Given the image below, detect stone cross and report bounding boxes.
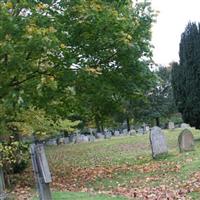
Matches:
[178,129,194,152]
[149,126,168,158]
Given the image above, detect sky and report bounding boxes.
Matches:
[151,0,200,66]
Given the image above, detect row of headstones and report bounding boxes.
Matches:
[168,122,190,130]
[150,126,194,158]
[46,127,150,146]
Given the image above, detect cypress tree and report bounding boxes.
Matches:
[172,22,200,128]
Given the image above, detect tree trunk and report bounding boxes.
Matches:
[126,117,130,131]
[155,117,160,127]
[95,115,101,132]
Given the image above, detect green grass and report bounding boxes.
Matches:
[30,128,200,199]
[33,192,127,200]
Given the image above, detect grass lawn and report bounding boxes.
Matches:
[17,128,200,199]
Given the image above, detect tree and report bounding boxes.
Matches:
[171,22,200,128]
[146,66,176,126]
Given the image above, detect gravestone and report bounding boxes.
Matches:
[168,122,175,130]
[114,131,120,137]
[149,126,168,158]
[58,137,65,145]
[122,129,128,135]
[64,137,70,144]
[129,129,136,135]
[181,123,190,129]
[104,131,112,139]
[69,134,76,143]
[46,139,57,146]
[30,144,52,200]
[96,132,105,139]
[137,128,144,135]
[178,129,194,152]
[88,135,95,142]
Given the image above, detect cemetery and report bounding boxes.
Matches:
[1,0,200,200]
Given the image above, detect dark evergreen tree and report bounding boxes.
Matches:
[172,22,200,128]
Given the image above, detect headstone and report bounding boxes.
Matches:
[122,129,128,135]
[181,123,190,129]
[69,134,76,143]
[168,122,175,130]
[114,131,120,137]
[178,129,194,152]
[137,128,144,135]
[149,126,168,158]
[58,137,65,145]
[145,126,150,132]
[104,131,112,139]
[46,139,57,146]
[88,135,95,142]
[30,144,52,200]
[64,137,70,144]
[95,133,105,139]
[129,129,136,135]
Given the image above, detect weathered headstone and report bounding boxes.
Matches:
[168,122,175,130]
[88,135,96,142]
[149,126,168,158]
[178,129,194,152]
[114,131,120,137]
[137,128,144,135]
[181,123,190,129]
[95,132,105,139]
[122,129,128,135]
[30,144,52,200]
[46,139,57,146]
[64,137,70,144]
[104,131,112,139]
[129,129,136,135]
[75,135,88,143]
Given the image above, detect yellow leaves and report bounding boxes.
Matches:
[84,66,102,75]
[6,1,13,9]
[119,31,133,45]
[60,43,66,49]
[26,24,56,36]
[36,3,48,10]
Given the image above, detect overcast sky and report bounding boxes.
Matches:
[151,0,200,66]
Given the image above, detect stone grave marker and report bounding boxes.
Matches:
[181,123,190,129]
[129,129,136,135]
[30,144,52,200]
[105,131,112,139]
[149,126,168,158]
[168,122,175,130]
[114,131,120,137]
[178,129,194,152]
[96,132,105,139]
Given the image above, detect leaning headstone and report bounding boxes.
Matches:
[150,126,168,158]
[181,123,190,129]
[30,144,52,200]
[178,129,194,152]
[168,122,175,130]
